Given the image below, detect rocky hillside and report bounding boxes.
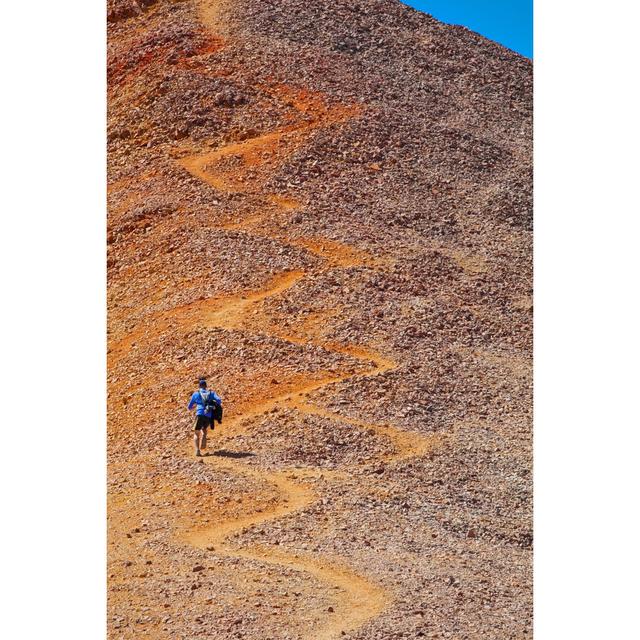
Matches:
[107,1,532,638]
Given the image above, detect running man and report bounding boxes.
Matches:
[188,378,222,456]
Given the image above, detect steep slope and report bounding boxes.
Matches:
[107,1,532,638]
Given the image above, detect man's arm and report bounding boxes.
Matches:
[211,391,222,406]
[187,392,196,411]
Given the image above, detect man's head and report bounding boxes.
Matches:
[198,378,207,389]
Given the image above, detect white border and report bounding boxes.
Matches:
[535,0,639,637]
[2,1,105,638]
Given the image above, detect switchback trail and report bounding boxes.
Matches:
[181,283,435,638]
[172,3,438,638]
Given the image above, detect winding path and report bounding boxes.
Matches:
[179,271,434,638]
[170,2,437,637]
[174,91,434,640]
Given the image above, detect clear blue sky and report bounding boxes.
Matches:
[401,1,533,58]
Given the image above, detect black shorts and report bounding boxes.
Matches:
[194,415,212,431]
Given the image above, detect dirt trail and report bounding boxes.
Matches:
[178,133,434,636]
[166,3,438,637]
[181,316,431,637]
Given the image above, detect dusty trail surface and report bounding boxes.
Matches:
[177,89,437,636]
[107,0,532,638]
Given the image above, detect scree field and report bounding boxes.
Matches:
[107,1,532,638]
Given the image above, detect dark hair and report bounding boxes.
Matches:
[198,378,207,388]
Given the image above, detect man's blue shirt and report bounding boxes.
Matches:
[188,389,222,418]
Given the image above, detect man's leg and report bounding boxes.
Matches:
[201,426,208,450]
[194,416,204,455]
[194,428,201,455]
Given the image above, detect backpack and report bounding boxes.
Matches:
[199,389,214,411]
